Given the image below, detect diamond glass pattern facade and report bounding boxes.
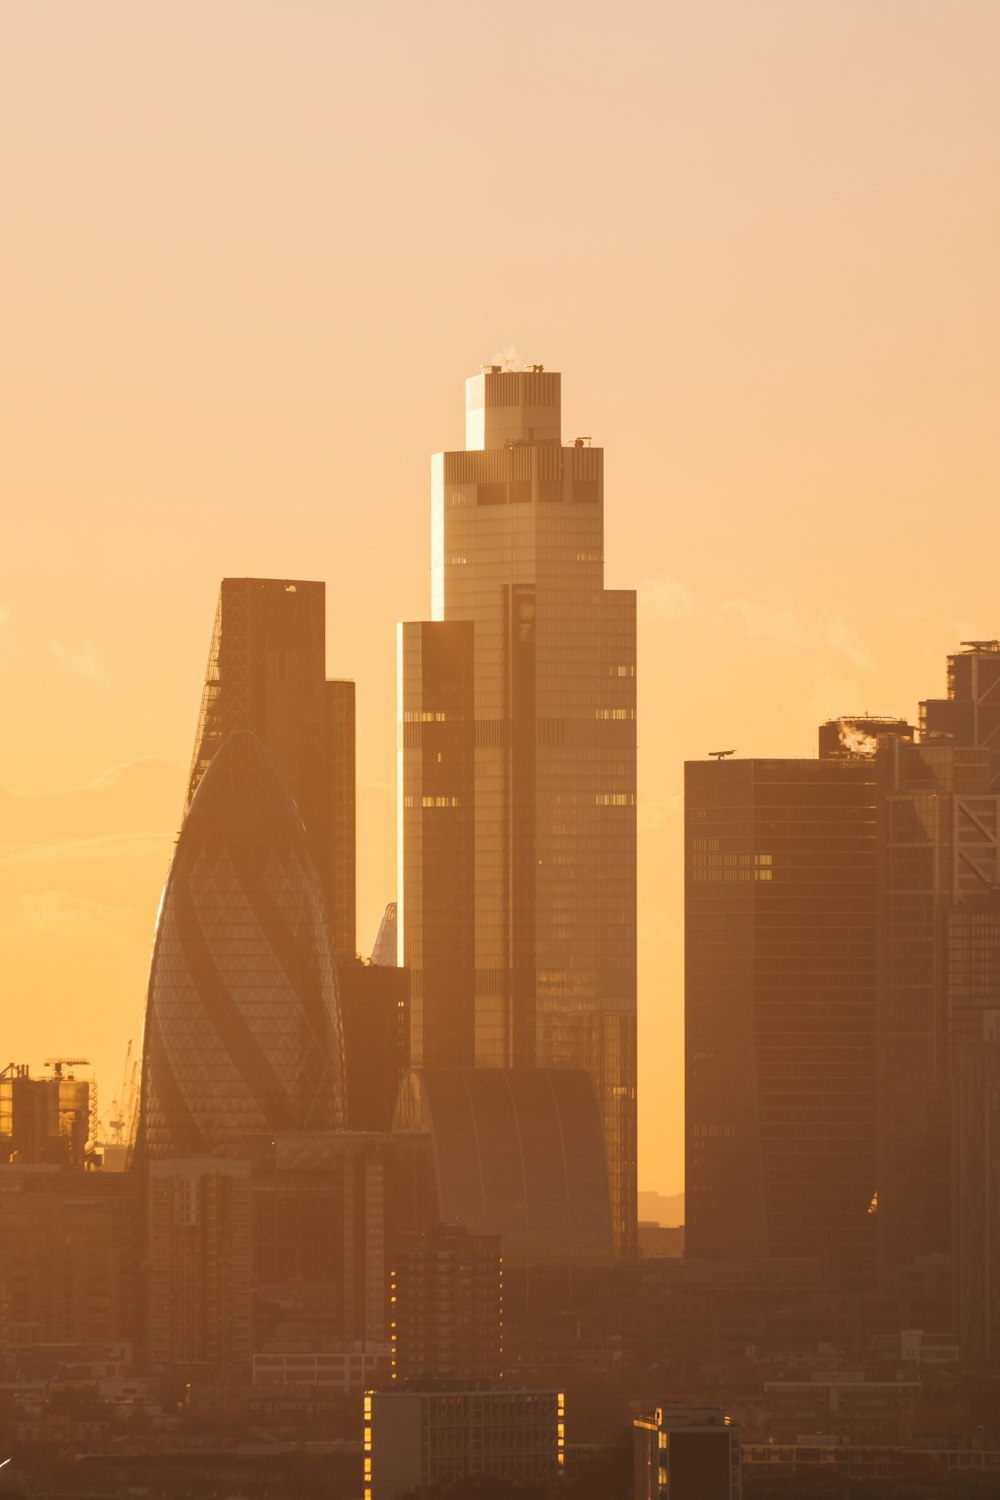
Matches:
[138,731,346,1159]
[398,368,637,1258]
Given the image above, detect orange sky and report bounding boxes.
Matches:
[2,1,999,1193]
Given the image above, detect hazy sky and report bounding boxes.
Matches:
[3,1,999,1192]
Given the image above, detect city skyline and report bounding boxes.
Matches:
[4,2,1000,1198]
[2,5,1000,1493]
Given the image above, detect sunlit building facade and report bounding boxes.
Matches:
[398,367,637,1256]
[138,731,346,1159]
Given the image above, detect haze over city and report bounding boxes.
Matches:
[4,0,999,1202]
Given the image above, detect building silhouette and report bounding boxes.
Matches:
[398,366,637,1257]
[0,1062,93,1168]
[187,577,357,962]
[366,1383,563,1500]
[685,751,883,1288]
[954,1015,1000,1364]
[877,642,1000,1315]
[147,1157,251,1372]
[137,731,346,1159]
[339,958,410,1133]
[633,1403,741,1500]
[391,1224,502,1383]
[0,1168,141,1356]
[370,902,399,967]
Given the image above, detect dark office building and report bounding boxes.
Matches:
[633,1404,741,1500]
[685,754,879,1289]
[391,1224,502,1383]
[953,1019,1000,1364]
[876,643,1000,1310]
[392,1067,613,1270]
[0,1167,142,1357]
[187,577,357,961]
[247,1131,397,1349]
[147,1156,252,1373]
[398,368,637,1258]
[137,731,346,1160]
[339,959,410,1133]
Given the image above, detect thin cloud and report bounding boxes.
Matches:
[8,889,134,945]
[50,638,110,688]
[0,833,173,868]
[638,790,681,833]
[638,575,875,674]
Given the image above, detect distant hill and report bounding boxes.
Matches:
[638,1189,684,1227]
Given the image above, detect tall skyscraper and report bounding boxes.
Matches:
[398,366,637,1256]
[137,731,346,1159]
[685,751,883,1288]
[877,642,1000,1310]
[187,577,357,962]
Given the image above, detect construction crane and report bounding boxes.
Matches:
[709,749,736,760]
[104,1040,139,1147]
[43,1057,90,1078]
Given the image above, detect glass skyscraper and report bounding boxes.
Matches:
[187,577,357,964]
[685,753,881,1289]
[138,730,346,1159]
[876,643,1000,1314]
[398,366,637,1257]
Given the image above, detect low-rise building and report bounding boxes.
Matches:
[365,1380,563,1500]
[633,1403,741,1500]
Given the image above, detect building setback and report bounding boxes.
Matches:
[685,752,881,1289]
[398,367,637,1257]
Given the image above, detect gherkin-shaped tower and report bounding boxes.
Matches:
[138,731,345,1159]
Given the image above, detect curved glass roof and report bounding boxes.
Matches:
[393,1067,612,1268]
